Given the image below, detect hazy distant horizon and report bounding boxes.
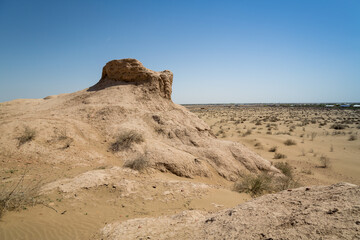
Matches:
[1,0,359,103]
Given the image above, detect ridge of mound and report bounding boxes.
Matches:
[0,58,279,181]
[101,183,360,240]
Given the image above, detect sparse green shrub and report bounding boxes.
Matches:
[234,172,298,197]
[17,126,36,146]
[110,130,144,152]
[274,152,286,159]
[284,139,296,146]
[274,162,293,179]
[233,173,272,197]
[123,155,149,171]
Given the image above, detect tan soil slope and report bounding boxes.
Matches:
[0,58,279,181]
[101,183,360,240]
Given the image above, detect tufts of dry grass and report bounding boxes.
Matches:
[242,129,252,137]
[274,162,293,179]
[348,135,357,141]
[233,173,272,197]
[330,123,348,130]
[110,130,144,152]
[268,146,277,152]
[283,139,296,146]
[0,170,41,218]
[17,126,36,147]
[274,152,287,159]
[319,155,331,168]
[234,171,298,197]
[123,155,149,172]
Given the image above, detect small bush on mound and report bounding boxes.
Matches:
[17,126,36,146]
[110,130,144,152]
[0,172,41,218]
[274,152,286,159]
[284,139,296,146]
[233,173,272,197]
[123,155,149,172]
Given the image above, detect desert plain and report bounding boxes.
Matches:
[0,59,359,240]
[187,104,360,186]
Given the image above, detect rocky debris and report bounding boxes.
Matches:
[100,183,360,240]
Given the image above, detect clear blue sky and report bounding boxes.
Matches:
[0,0,359,104]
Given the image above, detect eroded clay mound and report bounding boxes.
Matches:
[101,183,360,240]
[0,58,279,181]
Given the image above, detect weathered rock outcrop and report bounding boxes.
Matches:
[94,58,173,100]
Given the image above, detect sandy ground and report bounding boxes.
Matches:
[0,169,250,240]
[187,104,360,186]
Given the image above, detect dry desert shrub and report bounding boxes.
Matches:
[310,132,317,141]
[273,176,299,191]
[234,171,298,197]
[319,154,331,168]
[0,171,41,218]
[110,130,144,152]
[233,173,272,197]
[274,162,293,179]
[284,139,296,146]
[123,155,149,172]
[154,126,166,135]
[17,126,36,146]
[330,123,348,130]
[55,129,73,149]
[268,146,277,152]
[242,129,252,137]
[348,135,357,141]
[274,152,286,159]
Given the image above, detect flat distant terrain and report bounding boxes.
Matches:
[186,104,360,186]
